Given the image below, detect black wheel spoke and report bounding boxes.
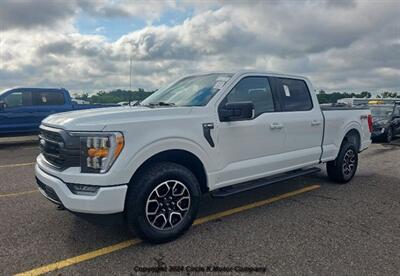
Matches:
[343,149,356,176]
[146,180,191,231]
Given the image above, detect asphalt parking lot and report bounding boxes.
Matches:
[1,139,399,275]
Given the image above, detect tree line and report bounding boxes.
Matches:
[74,88,400,104]
[316,90,400,104]
[73,89,155,104]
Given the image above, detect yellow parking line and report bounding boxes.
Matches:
[193,184,320,225]
[15,184,320,276]
[0,190,39,198]
[15,240,141,276]
[0,162,35,169]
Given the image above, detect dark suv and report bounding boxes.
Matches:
[370,103,400,143]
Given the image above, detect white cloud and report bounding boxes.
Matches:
[95,26,106,33]
[1,0,399,94]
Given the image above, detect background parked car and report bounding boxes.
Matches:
[0,88,118,136]
[370,102,400,143]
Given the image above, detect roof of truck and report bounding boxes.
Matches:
[192,70,309,80]
[0,87,68,96]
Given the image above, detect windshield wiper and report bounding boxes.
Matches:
[147,101,175,107]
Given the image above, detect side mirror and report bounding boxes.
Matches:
[219,101,254,122]
[0,101,5,110]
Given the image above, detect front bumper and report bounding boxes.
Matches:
[35,164,128,214]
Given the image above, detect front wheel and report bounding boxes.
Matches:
[126,162,201,243]
[327,142,358,183]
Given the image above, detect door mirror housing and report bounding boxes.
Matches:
[0,101,5,110]
[219,101,254,122]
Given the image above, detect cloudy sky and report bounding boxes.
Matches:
[0,0,399,94]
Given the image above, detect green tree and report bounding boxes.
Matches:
[316,91,372,104]
[379,91,398,98]
[74,89,155,104]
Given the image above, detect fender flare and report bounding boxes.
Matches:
[126,137,213,180]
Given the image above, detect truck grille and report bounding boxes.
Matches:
[39,126,80,170]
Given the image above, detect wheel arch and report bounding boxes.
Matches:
[341,128,361,152]
[128,149,209,195]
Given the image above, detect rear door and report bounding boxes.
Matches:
[31,90,70,128]
[271,77,323,167]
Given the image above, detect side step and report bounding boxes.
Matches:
[211,167,321,198]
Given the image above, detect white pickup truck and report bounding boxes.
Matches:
[35,71,372,243]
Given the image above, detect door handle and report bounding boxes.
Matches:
[270,122,284,129]
[311,120,321,126]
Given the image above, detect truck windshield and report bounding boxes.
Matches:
[370,106,393,118]
[141,73,233,107]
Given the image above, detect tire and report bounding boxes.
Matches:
[384,127,393,143]
[126,162,201,243]
[327,142,358,184]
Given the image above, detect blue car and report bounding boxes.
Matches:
[0,88,116,136]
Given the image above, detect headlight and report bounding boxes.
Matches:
[71,132,124,173]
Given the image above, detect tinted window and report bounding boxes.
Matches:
[224,77,274,116]
[4,91,32,108]
[277,78,313,111]
[33,91,65,105]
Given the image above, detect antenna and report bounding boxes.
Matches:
[129,56,132,90]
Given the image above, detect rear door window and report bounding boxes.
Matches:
[276,78,313,111]
[33,91,65,106]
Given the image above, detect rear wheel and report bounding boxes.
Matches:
[126,162,201,243]
[327,142,358,183]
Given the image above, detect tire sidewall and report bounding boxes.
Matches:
[127,163,201,243]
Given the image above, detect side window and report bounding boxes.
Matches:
[224,77,274,117]
[277,78,313,111]
[33,91,65,106]
[4,92,32,108]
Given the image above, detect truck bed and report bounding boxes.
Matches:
[320,104,369,111]
[321,106,371,162]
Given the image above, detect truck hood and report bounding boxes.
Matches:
[42,106,193,131]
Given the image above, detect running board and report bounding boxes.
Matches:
[211,167,321,198]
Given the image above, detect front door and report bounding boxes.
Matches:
[214,76,287,188]
[0,90,36,134]
[392,105,400,134]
